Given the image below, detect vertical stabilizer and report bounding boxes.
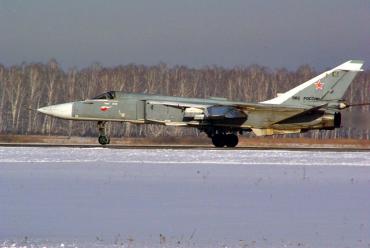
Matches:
[261,60,364,106]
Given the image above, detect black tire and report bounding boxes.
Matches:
[212,134,226,147]
[98,135,110,145]
[225,134,238,147]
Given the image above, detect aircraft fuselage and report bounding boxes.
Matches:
[37,60,364,146]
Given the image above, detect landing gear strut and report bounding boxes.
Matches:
[211,133,239,148]
[97,121,110,145]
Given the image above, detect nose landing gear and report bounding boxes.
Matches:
[97,121,110,145]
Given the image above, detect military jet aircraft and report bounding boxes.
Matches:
[38,60,364,147]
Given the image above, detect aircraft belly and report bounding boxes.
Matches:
[272,113,336,130]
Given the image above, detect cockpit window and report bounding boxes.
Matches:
[92,91,116,100]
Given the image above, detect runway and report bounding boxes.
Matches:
[0,147,369,248]
[1,143,370,152]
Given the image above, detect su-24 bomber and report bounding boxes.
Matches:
[38,60,365,147]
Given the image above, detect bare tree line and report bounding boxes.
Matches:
[0,59,369,139]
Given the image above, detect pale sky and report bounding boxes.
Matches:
[0,0,369,70]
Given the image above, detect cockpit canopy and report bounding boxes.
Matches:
[91,91,116,100]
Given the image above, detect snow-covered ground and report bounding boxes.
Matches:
[0,147,369,248]
[1,147,370,166]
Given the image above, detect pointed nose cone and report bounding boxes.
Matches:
[37,102,73,119]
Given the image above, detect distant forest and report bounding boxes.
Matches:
[0,59,369,139]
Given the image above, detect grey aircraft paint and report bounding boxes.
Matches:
[37,60,364,147]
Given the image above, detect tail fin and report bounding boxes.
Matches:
[262,60,364,106]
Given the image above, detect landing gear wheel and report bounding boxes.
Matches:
[225,134,238,147]
[98,135,110,145]
[212,134,226,148]
[97,121,110,145]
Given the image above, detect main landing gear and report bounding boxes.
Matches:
[211,133,239,147]
[201,127,240,148]
[97,121,110,145]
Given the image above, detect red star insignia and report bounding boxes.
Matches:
[314,80,324,90]
[100,106,111,111]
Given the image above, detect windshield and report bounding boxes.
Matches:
[91,91,116,100]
